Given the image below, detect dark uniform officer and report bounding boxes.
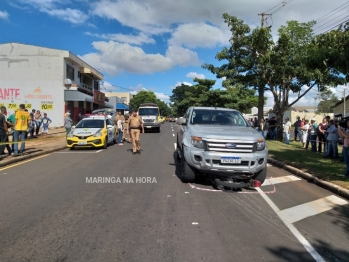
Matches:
[127,109,144,154]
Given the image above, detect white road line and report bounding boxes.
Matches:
[267,163,272,167]
[96,149,103,153]
[256,187,325,262]
[174,143,177,149]
[262,175,301,186]
[279,195,348,224]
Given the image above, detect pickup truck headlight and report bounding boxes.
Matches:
[256,139,266,151]
[67,132,74,138]
[191,136,204,148]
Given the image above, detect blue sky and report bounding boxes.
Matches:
[0,0,347,107]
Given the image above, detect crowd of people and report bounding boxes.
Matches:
[0,104,53,157]
[247,115,349,177]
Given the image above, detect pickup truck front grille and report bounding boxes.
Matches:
[204,139,255,153]
[143,119,155,123]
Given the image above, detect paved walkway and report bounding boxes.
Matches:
[0,127,66,164]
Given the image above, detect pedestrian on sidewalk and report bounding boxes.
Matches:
[283,117,291,144]
[324,120,338,158]
[0,106,9,158]
[34,110,42,136]
[318,118,328,153]
[308,118,318,152]
[301,119,310,149]
[293,116,302,142]
[338,119,349,177]
[29,109,37,138]
[64,112,73,136]
[1,110,14,156]
[13,104,30,156]
[6,110,16,154]
[117,117,123,145]
[41,113,52,139]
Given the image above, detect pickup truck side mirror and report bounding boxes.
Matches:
[176,118,187,125]
[107,125,113,129]
[71,126,76,130]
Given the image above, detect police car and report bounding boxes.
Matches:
[66,114,117,149]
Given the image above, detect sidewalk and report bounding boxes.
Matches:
[0,127,67,166]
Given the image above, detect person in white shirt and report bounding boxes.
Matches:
[283,117,292,144]
[301,119,310,148]
[117,118,123,145]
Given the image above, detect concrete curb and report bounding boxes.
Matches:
[268,158,349,201]
[0,145,67,168]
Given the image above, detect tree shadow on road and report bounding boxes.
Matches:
[267,239,349,262]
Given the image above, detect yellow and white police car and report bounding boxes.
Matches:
[66,114,117,149]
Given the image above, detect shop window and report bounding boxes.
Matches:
[66,65,75,81]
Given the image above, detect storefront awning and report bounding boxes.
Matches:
[116,103,128,110]
[64,90,93,102]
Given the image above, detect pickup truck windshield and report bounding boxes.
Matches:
[139,108,159,116]
[190,109,248,126]
[76,120,105,128]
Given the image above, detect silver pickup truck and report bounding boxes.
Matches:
[176,107,268,189]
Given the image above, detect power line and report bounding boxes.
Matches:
[313,1,349,35]
[313,11,349,34]
[258,0,295,28]
[315,1,349,24]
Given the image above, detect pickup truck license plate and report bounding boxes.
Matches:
[146,126,152,128]
[77,141,87,145]
[221,157,241,164]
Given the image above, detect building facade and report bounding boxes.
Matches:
[0,43,112,126]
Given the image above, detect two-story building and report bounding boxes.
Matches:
[0,43,113,126]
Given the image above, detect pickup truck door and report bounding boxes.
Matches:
[178,109,191,149]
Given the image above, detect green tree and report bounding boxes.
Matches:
[204,15,343,140]
[203,14,273,121]
[170,78,216,116]
[316,89,339,114]
[170,78,259,115]
[130,90,157,110]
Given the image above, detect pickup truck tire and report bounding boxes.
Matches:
[181,152,196,183]
[253,167,267,184]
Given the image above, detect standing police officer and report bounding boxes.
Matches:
[127,109,144,154]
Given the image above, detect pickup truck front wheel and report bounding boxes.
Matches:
[253,167,267,184]
[181,151,196,183]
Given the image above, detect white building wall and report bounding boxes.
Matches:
[0,43,66,126]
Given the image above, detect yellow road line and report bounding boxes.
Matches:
[0,154,51,172]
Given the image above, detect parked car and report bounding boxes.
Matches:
[176,107,268,189]
[67,115,117,149]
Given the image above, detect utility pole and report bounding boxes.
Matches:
[258,13,271,28]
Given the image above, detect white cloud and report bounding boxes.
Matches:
[90,0,340,38]
[165,45,201,67]
[169,23,229,49]
[79,41,200,76]
[186,72,205,79]
[155,93,170,100]
[15,0,88,24]
[85,32,155,45]
[45,8,88,24]
[0,10,9,20]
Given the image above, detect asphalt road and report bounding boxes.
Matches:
[0,123,348,262]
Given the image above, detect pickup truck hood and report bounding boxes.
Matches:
[189,125,263,140]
